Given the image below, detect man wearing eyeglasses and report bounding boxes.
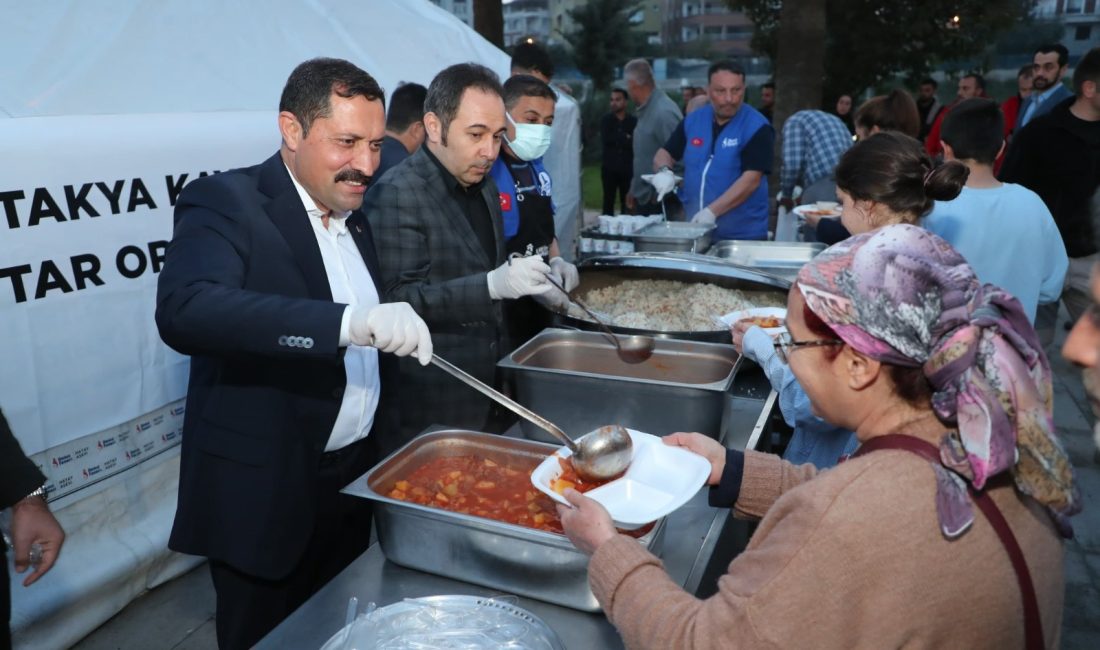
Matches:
[730,321,857,469]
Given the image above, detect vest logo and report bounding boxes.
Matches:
[691,137,704,147]
[721,137,740,148]
[499,192,512,212]
[537,171,553,196]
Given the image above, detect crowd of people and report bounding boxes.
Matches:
[3,36,1099,650]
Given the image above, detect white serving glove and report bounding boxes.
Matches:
[349,302,433,366]
[548,256,579,292]
[640,168,682,202]
[487,255,552,300]
[691,207,717,226]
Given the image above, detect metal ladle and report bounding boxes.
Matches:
[429,354,633,481]
[544,275,656,365]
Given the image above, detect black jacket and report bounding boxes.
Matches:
[0,411,45,509]
[1001,96,1100,258]
[600,112,637,173]
[156,153,399,580]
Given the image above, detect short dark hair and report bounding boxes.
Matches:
[835,131,968,222]
[386,83,427,133]
[424,63,503,144]
[1072,46,1100,95]
[920,77,938,89]
[279,58,385,137]
[854,89,921,138]
[502,74,556,110]
[961,73,985,91]
[1017,64,1035,79]
[708,60,745,83]
[1035,43,1069,68]
[511,42,555,79]
[611,87,629,101]
[940,98,1003,165]
[762,81,775,91]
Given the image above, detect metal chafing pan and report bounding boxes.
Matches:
[499,329,740,441]
[343,429,667,612]
[706,240,826,283]
[551,253,790,342]
[631,221,715,253]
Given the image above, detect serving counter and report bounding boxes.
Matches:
[258,368,778,649]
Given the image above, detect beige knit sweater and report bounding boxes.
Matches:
[589,449,1064,649]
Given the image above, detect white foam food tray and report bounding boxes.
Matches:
[530,429,709,528]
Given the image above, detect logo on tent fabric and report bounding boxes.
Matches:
[691,137,703,147]
[499,192,512,211]
[52,454,72,467]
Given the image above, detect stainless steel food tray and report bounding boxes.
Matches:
[343,429,667,612]
[631,221,714,254]
[550,253,790,342]
[499,329,741,441]
[706,240,825,282]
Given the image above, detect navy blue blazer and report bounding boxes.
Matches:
[156,152,398,580]
[1015,85,1072,131]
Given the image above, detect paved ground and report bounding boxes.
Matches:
[71,309,1100,650]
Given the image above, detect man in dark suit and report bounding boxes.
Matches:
[377,82,427,180]
[1016,43,1072,131]
[365,63,553,437]
[1,411,65,650]
[156,58,433,649]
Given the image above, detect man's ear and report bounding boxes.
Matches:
[843,346,882,392]
[941,142,955,161]
[279,111,303,152]
[424,112,443,145]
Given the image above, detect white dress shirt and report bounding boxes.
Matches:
[286,166,381,451]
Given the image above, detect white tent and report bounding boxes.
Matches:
[0,2,508,647]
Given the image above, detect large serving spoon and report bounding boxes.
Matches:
[544,275,656,365]
[429,354,633,481]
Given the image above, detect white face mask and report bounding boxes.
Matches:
[505,113,552,161]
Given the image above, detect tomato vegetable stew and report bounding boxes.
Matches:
[386,454,648,536]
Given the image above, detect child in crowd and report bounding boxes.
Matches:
[923,98,1068,324]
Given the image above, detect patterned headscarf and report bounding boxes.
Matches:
[796,224,1079,538]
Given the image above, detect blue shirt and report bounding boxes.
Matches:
[923,183,1067,323]
[742,327,859,469]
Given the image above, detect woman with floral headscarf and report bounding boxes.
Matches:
[559,224,1078,649]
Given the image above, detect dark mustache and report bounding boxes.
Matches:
[335,169,372,185]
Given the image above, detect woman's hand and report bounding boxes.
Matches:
[663,432,726,485]
[557,488,617,556]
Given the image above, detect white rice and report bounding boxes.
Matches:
[567,280,785,332]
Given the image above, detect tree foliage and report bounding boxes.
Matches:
[564,0,643,90]
[728,0,1030,97]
